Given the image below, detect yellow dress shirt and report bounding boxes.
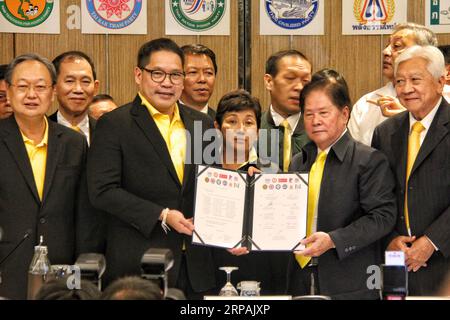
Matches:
[139,93,186,183]
[21,117,49,201]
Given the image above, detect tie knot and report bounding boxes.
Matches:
[412,121,425,134]
[281,119,291,130]
[317,151,327,163]
[71,125,81,133]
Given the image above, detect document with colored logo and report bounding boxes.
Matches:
[192,165,308,251]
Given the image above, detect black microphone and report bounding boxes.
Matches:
[0,229,32,284]
[0,227,3,242]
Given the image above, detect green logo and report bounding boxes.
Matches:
[0,0,53,28]
[170,0,226,31]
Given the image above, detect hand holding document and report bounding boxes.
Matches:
[192,165,308,251]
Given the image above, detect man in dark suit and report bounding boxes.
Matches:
[372,45,450,296]
[180,44,217,119]
[49,51,99,145]
[258,50,312,294]
[0,54,95,299]
[288,77,397,299]
[49,51,105,254]
[87,38,216,299]
[260,50,311,172]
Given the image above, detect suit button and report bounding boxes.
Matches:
[40,218,46,224]
[400,216,404,220]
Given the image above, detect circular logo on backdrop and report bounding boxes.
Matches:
[265,0,318,30]
[86,0,142,29]
[170,0,226,31]
[0,0,53,27]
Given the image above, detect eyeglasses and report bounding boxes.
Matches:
[140,67,185,85]
[10,84,53,94]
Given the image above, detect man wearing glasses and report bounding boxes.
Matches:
[87,38,217,299]
[0,64,12,119]
[0,54,95,299]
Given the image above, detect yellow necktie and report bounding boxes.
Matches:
[404,121,425,236]
[296,151,327,268]
[281,120,292,172]
[71,125,81,133]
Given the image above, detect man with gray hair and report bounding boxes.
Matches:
[372,45,450,296]
[0,54,97,299]
[348,22,448,146]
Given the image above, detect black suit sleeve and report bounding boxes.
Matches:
[370,127,380,150]
[75,139,106,255]
[87,115,164,238]
[371,126,401,250]
[425,206,450,257]
[329,151,398,260]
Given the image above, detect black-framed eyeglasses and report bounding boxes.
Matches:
[140,67,185,85]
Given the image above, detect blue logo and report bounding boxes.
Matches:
[265,0,319,30]
[86,0,142,30]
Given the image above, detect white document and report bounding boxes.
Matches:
[193,165,247,248]
[251,173,308,251]
[193,166,308,251]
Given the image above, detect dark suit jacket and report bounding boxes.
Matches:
[48,110,105,254]
[207,107,216,120]
[289,132,397,299]
[260,110,309,171]
[177,100,216,120]
[372,99,450,295]
[87,96,216,293]
[48,111,97,144]
[0,116,96,299]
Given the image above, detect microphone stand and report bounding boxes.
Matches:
[0,230,31,284]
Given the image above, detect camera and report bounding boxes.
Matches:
[140,248,185,300]
[75,253,106,291]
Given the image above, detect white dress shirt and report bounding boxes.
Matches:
[348,82,395,146]
[57,111,90,145]
[270,105,301,136]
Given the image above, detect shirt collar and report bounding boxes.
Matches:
[57,110,90,136]
[21,117,49,147]
[179,99,209,114]
[139,92,182,123]
[200,104,209,114]
[269,105,301,130]
[317,129,348,156]
[408,98,441,133]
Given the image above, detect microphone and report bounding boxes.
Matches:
[0,229,32,284]
[0,227,3,242]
